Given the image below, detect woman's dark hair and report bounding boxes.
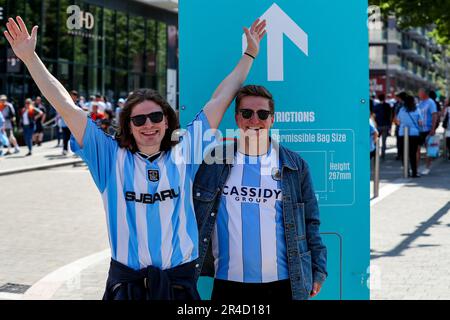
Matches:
[404,95,416,112]
[104,108,113,120]
[116,88,180,153]
[396,91,407,103]
[428,90,437,100]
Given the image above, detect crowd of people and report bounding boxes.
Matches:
[0,91,126,157]
[370,89,450,178]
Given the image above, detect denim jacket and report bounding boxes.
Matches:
[193,140,327,300]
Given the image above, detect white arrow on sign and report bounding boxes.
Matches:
[243,3,308,81]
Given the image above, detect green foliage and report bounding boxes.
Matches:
[369,0,450,44]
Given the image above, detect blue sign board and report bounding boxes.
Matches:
[180,0,369,299]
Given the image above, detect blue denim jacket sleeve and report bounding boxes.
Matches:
[300,159,328,285]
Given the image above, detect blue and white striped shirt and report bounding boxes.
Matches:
[212,144,289,283]
[417,98,437,132]
[73,111,212,270]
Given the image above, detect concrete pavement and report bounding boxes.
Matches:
[0,140,83,176]
[370,134,450,299]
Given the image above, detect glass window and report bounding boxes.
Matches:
[41,0,58,60]
[145,19,157,89]
[86,5,103,68]
[24,1,41,47]
[104,67,114,100]
[115,70,128,99]
[129,15,145,91]
[59,0,73,62]
[129,15,145,73]
[116,11,128,70]
[73,64,88,95]
[5,0,26,18]
[0,0,8,71]
[103,8,115,68]
[167,25,178,70]
[156,21,167,96]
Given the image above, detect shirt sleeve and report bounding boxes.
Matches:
[178,110,216,177]
[9,104,16,117]
[430,100,438,114]
[70,118,118,193]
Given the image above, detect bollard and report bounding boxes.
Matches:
[403,126,409,178]
[442,135,447,159]
[373,137,380,198]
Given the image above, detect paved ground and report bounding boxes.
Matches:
[370,133,450,300]
[0,141,83,175]
[0,165,108,299]
[0,133,449,300]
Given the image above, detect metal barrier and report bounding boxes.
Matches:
[403,127,409,178]
[373,137,380,198]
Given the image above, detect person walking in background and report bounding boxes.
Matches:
[115,98,125,126]
[94,94,106,114]
[443,98,450,160]
[20,98,43,156]
[78,95,86,110]
[429,90,442,117]
[54,112,63,147]
[0,110,8,157]
[60,90,84,156]
[33,96,47,146]
[372,94,392,160]
[89,102,105,124]
[100,108,115,136]
[393,92,407,160]
[103,95,113,112]
[370,111,379,160]
[0,94,20,155]
[416,88,438,175]
[394,95,423,178]
[85,95,95,112]
[70,90,88,112]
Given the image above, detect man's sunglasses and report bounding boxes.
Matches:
[130,111,164,126]
[238,109,273,120]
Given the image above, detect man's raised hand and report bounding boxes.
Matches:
[244,18,267,58]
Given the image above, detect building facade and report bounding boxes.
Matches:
[0,0,178,110]
[369,16,448,98]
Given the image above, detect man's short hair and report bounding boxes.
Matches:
[235,85,275,114]
[70,90,79,97]
[428,90,437,100]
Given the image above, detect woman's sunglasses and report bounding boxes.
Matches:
[130,111,164,126]
[238,108,272,121]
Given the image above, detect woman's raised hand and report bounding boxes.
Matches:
[4,16,38,62]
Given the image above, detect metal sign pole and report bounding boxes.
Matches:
[374,137,380,198]
[403,127,409,178]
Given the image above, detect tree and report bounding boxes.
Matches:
[369,0,450,45]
